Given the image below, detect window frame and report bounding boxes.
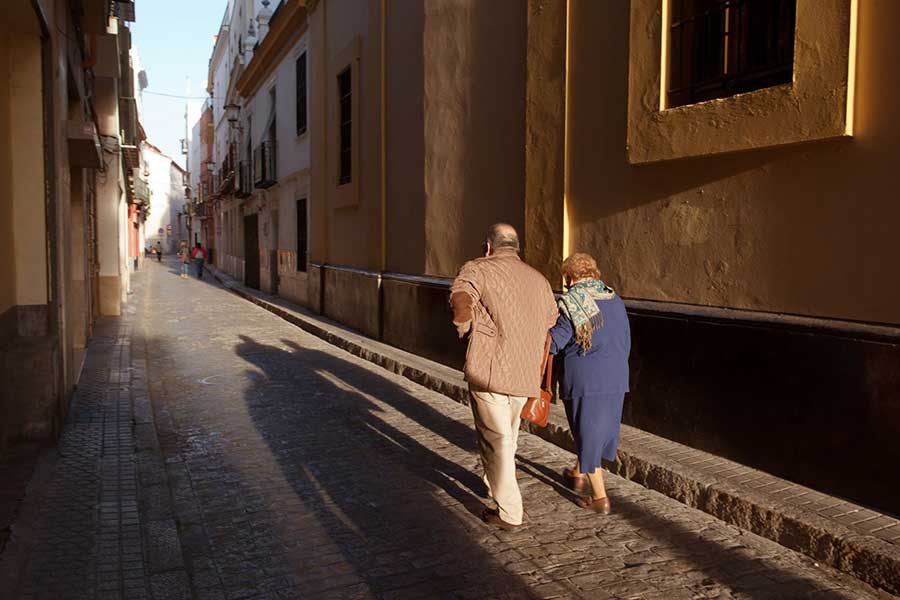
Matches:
[666,0,797,109]
[337,66,352,186]
[295,51,308,137]
[626,0,857,164]
[331,37,360,208]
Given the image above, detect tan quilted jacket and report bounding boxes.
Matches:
[450,249,558,398]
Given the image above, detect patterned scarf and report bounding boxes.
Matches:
[558,280,615,353]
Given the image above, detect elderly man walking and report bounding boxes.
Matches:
[450,223,558,529]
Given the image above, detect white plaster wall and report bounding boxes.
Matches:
[118,179,129,296]
[189,115,203,193]
[186,100,203,177]
[276,32,311,180]
[144,146,184,253]
[96,153,123,278]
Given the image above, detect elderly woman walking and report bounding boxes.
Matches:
[549,253,631,513]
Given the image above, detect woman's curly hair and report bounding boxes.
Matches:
[561,252,601,282]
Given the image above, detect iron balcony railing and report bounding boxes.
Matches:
[132,174,150,203]
[216,144,238,195]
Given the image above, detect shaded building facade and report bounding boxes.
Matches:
[1,0,147,448]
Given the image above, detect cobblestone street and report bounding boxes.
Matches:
[1,260,892,600]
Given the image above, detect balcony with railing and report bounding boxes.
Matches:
[253,140,276,189]
[132,172,150,204]
[216,143,237,195]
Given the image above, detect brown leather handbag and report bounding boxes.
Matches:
[521,334,553,427]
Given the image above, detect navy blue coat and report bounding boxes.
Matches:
[549,295,631,399]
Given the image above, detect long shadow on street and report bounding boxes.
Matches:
[233,334,546,599]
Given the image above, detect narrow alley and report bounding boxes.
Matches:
[0,261,889,600]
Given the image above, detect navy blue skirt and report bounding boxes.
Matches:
[563,392,625,474]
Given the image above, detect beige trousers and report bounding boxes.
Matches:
[470,389,528,525]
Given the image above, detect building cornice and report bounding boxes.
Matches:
[236,0,307,98]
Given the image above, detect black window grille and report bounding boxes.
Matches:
[296,52,307,135]
[338,67,352,185]
[246,116,252,183]
[668,0,796,108]
[296,198,308,272]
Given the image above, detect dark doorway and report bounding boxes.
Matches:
[244,213,260,290]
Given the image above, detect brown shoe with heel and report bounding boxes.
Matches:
[575,495,611,514]
[563,467,589,494]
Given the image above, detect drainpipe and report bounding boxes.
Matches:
[379,0,387,274]
[377,0,387,341]
[81,34,97,69]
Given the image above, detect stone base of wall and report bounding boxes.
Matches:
[220,254,245,283]
[322,266,380,339]
[303,263,900,515]
[260,250,279,294]
[623,301,900,516]
[278,271,308,306]
[307,264,323,314]
[382,274,464,370]
[0,335,61,449]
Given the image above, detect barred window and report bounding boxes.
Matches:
[296,52,307,136]
[337,67,352,185]
[668,0,796,108]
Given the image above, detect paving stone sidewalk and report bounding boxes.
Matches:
[0,261,894,600]
[0,311,163,599]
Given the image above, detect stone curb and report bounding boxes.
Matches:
[208,266,900,596]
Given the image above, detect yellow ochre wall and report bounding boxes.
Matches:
[309,0,383,270]
[311,0,528,276]
[5,29,47,309]
[419,0,527,278]
[566,0,900,325]
[0,30,16,318]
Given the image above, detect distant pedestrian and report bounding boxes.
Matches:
[549,253,631,514]
[155,241,163,262]
[191,242,207,279]
[177,242,190,279]
[450,223,558,530]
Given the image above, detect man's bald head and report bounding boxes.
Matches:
[485,223,520,254]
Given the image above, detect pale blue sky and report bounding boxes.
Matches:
[131,0,227,168]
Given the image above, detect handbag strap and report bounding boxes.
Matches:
[544,354,553,391]
[540,333,553,391]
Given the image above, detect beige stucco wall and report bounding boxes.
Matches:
[9,30,47,307]
[384,2,425,275]
[308,0,383,270]
[566,0,900,325]
[0,31,15,317]
[382,1,528,278]
[422,1,527,278]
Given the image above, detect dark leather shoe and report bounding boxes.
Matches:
[575,496,611,514]
[563,468,589,494]
[482,508,520,530]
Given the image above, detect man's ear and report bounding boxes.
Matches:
[484,242,492,257]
